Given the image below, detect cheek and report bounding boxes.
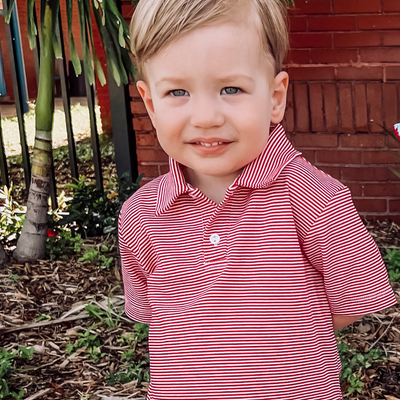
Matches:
[154,103,187,133]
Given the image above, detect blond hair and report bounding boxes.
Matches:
[130,0,289,80]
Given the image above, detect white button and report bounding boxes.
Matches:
[209,233,220,245]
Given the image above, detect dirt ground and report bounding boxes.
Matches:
[0,221,399,400]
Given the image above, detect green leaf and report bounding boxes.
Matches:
[110,58,121,87]
[4,0,16,23]
[27,0,38,49]
[77,0,94,85]
[50,0,62,58]
[118,23,125,47]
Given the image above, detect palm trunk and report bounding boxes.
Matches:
[13,4,55,261]
[0,243,9,266]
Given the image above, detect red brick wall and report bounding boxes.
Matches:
[282,0,400,222]
[127,0,400,223]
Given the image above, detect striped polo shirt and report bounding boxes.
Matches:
[119,124,396,400]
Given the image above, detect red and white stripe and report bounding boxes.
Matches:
[119,124,396,400]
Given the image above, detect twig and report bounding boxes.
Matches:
[0,311,90,336]
[368,315,396,351]
[24,388,52,400]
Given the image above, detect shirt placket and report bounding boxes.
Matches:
[202,202,230,266]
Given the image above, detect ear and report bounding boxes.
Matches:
[136,80,157,129]
[270,71,289,124]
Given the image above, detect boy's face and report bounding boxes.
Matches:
[137,21,288,186]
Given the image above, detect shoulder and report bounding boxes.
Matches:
[279,155,350,239]
[281,155,344,201]
[119,174,165,236]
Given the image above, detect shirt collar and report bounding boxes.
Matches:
[155,124,301,216]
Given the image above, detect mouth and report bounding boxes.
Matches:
[194,141,225,147]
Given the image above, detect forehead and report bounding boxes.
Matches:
[143,21,273,83]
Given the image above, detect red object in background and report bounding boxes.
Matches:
[394,123,400,142]
[47,229,59,237]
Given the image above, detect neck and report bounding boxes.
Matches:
[184,168,241,204]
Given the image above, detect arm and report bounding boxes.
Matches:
[332,315,363,332]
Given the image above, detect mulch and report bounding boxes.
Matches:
[0,221,399,400]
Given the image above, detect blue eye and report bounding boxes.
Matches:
[170,89,188,97]
[222,87,240,95]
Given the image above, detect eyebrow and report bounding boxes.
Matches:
[154,74,255,88]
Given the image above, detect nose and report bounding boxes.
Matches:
[190,96,224,129]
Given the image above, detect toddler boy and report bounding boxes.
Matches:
[119,0,397,399]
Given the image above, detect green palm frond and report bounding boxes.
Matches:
[23,0,135,87]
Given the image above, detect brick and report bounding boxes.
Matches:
[132,116,154,131]
[289,16,308,32]
[382,84,399,130]
[333,32,381,48]
[288,67,335,81]
[285,132,294,144]
[363,150,400,164]
[364,183,400,196]
[387,167,400,181]
[353,84,369,132]
[129,84,140,99]
[290,33,332,49]
[137,148,169,163]
[333,0,381,13]
[383,0,400,12]
[318,166,341,179]
[316,150,362,164]
[309,84,324,132]
[367,84,383,133]
[294,133,338,147]
[294,84,310,132]
[299,150,315,163]
[386,135,400,149]
[353,198,387,212]
[131,101,147,114]
[360,48,400,63]
[284,85,295,133]
[138,164,159,178]
[341,166,391,181]
[309,16,356,31]
[311,49,358,64]
[291,0,332,15]
[386,66,400,80]
[136,132,156,147]
[121,4,135,18]
[323,83,339,132]
[382,32,400,47]
[337,67,383,81]
[358,15,400,30]
[341,182,363,196]
[389,200,400,213]
[284,50,311,64]
[339,133,385,148]
[160,164,170,175]
[338,83,354,133]
[140,177,153,186]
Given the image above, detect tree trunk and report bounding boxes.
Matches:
[13,4,55,261]
[0,243,9,266]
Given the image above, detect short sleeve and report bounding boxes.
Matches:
[118,208,152,324]
[302,187,397,316]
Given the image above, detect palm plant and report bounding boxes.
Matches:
[5,0,135,261]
